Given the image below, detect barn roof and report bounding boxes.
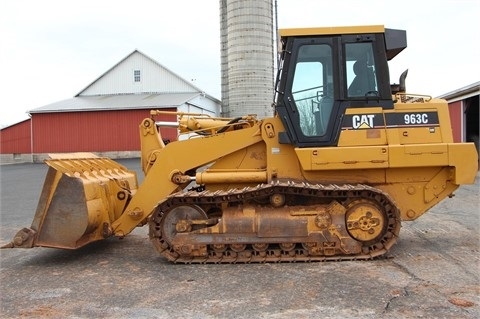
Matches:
[437,81,480,102]
[76,50,205,97]
[30,92,201,113]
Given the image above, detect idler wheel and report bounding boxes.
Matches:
[161,205,207,245]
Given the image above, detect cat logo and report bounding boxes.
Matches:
[352,114,375,129]
[341,113,384,130]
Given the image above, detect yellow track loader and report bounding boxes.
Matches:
[4,25,477,263]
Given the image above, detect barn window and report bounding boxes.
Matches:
[134,70,141,82]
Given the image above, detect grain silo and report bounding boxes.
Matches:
[219,0,275,118]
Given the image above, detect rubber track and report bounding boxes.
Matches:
[149,181,401,264]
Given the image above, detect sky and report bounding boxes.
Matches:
[0,0,479,127]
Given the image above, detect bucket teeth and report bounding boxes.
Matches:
[1,228,36,249]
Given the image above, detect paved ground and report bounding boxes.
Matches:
[0,159,479,318]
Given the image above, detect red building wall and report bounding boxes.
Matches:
[0,119,31,153]
[32,109,177,153]
[448,101,462,143]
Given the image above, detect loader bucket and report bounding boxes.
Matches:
[4,153,138,249]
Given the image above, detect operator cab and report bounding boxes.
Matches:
[275,25,406,147]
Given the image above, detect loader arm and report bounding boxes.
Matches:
[109,117,264,238]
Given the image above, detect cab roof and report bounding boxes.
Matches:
[279,25,385,37]
[278,25,406,60]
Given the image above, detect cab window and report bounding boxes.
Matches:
[291,44,334,137]
[345,42,378,97]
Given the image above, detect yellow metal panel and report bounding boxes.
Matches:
[279,25,385,38]
[196,170,267,184]
[377,180,459,221]
[396,127,443,144]
[296,146,388,171]
[385,128,401,145]
[295,148,313,170]
[381,167,460,221]
[338,107,387,146]
[344,107,383,114]
[386,102,454,143]
[385,167,443,183]
[389,144,448,167]
[424,167,451,203]
[262,117,305,180]
[448,143,478,184]
[338,129,387,147]
[302,168,386,184]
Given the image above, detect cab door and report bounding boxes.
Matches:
[278,37,340,147]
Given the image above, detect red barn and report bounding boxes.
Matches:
[1,50,220,163]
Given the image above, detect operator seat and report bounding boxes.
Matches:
[348,60,375,96]
[314,84,334,136]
